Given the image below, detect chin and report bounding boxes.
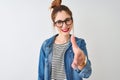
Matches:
[62,32,70,36]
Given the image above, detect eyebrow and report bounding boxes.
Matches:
[55,17,71,22]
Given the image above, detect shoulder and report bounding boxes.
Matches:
[41,34,57,47]
[75,37,87,48]
[75,37,86,44]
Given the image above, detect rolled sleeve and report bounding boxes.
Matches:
[74,59,92,78]
[79,59,92,78]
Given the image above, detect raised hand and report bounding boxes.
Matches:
[71,35,86,70]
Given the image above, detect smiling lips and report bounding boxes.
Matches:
[61,28,70,32]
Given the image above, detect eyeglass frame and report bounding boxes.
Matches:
[54,17,73,28]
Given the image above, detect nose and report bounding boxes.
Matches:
[62,22,67,28]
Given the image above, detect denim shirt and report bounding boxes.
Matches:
[38,34,92,80]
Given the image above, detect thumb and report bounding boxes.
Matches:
[71,35,78,48]
[71,57,78,69]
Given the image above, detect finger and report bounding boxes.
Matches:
[71,62,76,69]
[71,61,77,69]
[71,35,78,48]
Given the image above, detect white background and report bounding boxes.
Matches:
[0,0,120,80]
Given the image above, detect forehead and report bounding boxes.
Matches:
[55,11,71,21]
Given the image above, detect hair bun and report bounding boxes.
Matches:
[50,0,62,9]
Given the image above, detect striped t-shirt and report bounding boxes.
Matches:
[51,41,69,80]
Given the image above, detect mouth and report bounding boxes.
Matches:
[61,28,70,32]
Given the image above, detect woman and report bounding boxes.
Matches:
[38,0,92,80]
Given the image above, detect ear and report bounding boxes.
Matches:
[53,23,55,27]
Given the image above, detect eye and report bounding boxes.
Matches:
[55,20,63,25]
[65,18,72,24]
[57,20,63,24]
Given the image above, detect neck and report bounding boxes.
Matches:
[55,34,70,44]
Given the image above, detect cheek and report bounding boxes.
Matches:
[69,24,73,29]
[56,27,61,32]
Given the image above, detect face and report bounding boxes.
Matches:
[54,11,73,36]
